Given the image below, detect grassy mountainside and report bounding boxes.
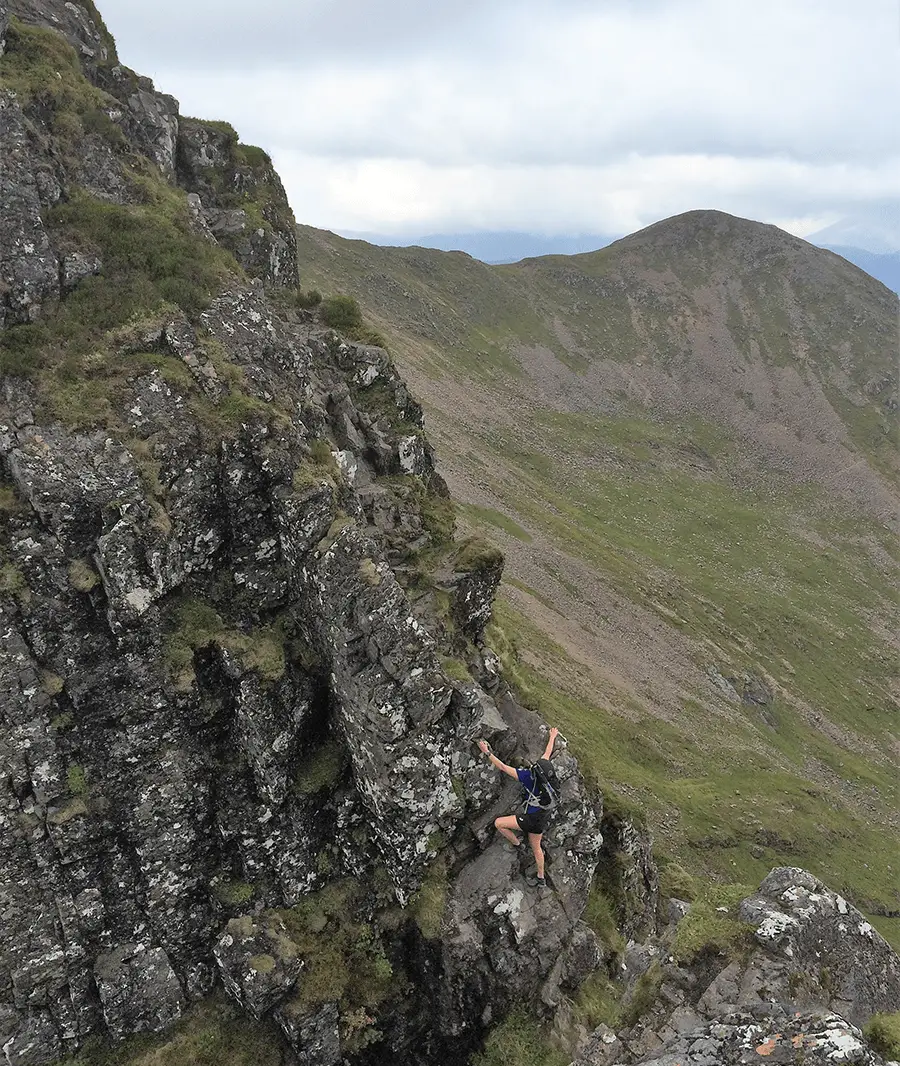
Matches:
[295,216,900,944]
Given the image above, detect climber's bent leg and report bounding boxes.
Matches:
[494,814,522,846]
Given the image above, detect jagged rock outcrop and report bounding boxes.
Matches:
[0,88,60,326]
[7,0,115,64]
[177,117,299,286]
[627,1007,893,1066]
[0,4,604,1063]
[575,866,900,1066]
[598,809,660,943]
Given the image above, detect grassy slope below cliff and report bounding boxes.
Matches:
[295,219,900,944]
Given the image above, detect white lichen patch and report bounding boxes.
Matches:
[756,910,799,944]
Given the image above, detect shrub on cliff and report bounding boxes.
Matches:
[320,295,363,332]
[864,1012,900,1060]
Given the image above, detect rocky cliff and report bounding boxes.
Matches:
[2,6,899,1066]
[0,4,603,1063]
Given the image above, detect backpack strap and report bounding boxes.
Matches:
[522,764,557,810]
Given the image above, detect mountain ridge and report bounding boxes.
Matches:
[1,2,899,1064]
[294,212,899,943]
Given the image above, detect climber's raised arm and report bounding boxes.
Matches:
[477,739,519,780]
[541,726,559,761]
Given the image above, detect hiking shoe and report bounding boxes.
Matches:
[536,876,548,889]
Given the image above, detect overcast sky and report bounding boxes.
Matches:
[99,0,898,240]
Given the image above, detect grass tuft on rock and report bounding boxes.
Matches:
[46,995,283,1066]
[411,855,449,939]
[67,559,100,592]
[473,1012,568,1066]
[864,1011,900,1060]
[671,883,755,963]
[277,881,394,1012]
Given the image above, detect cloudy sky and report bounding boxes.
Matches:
[99,0,898,240]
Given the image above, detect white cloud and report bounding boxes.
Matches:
[275,152,900,236]
[98,0,899,235]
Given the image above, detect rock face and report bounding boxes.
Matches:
[0,4,603,1063]
[739,868,900,1026]
[628,1007,892,1066]
[177,117,299,286]
[575,867,900,1066]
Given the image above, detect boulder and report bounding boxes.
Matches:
[275,1000,342,1066]
[93,945,185,1040]
[627,1006,892,1066]
[213,915,303,1019]
[739,867,900,1025]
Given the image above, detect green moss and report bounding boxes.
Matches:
[420,490,457,547]
[223,628,286,683]
[247,953,275,974]
[293,440,340,492]
[0,19,121,161]
[68,558,99,592]
[48,798,88,826]
[353,325,389,348]
[0,483,25,512]
[293,739,344,796]
[864,1011,900,1060]
[0,562,30,604]
[67,765,87,796]
[358,558,382,586]
[671,883,755,963]
[473,1012,568,1066]
[1,174,238,390]
[53,179,233,313]
[316,514,354,553]
[236,144,271,168]
[41,670,65,696]
[440,656,472,682]
[164,599,286,687]
[182,117,239,142]
[277,881,393,1011]
[164,598,224,687]
[339,1008,383,1055]
[658,860,699,901]
[213,881,255,907]
[411,856,449,939]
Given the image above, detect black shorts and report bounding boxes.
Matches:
[516,810,550,835]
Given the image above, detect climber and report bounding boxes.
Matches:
[478,727,561,889]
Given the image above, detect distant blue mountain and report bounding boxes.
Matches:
[807,204,900,255]
[339,230,618,264]
[821,246,900,294]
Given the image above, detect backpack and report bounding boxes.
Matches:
[524,758,561,811]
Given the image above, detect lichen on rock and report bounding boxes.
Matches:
[0,6,606,1064]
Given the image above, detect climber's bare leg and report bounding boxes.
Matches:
[494,815,522,846]
[528,833,545,878]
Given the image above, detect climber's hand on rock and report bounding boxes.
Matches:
[478,739,490,754]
